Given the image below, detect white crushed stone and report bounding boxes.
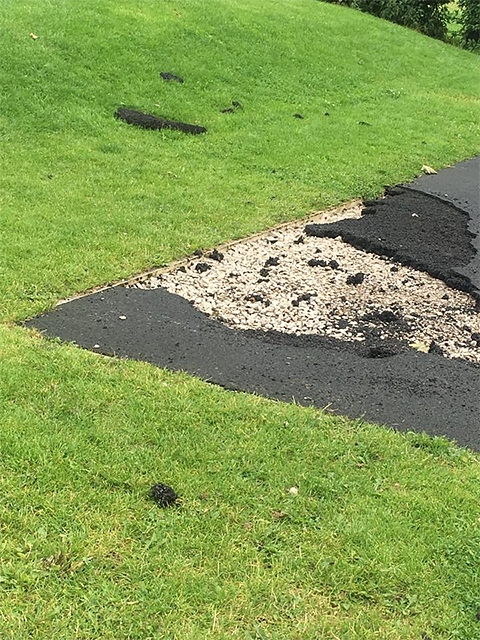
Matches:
[127,203,480,365]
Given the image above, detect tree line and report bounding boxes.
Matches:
[322,0,479,47]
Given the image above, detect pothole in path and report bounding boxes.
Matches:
[126,202,480,365]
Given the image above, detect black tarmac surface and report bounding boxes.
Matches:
[26,157,480,449]
[406,156,480,298]
[305,188,476,297]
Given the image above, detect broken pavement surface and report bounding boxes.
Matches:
[26,157,480,449]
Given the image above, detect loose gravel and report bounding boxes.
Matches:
[129,203,480,365]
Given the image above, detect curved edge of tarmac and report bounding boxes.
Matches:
[405,156,480,298]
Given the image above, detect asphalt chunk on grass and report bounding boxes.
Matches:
[115,108,207,135]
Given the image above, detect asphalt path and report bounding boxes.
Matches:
[26,157,480,449]
[406,156,480,298]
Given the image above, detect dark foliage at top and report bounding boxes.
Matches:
[458,0,480,44]
[322,0,478,44]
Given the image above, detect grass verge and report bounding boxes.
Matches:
[1,325,480,639]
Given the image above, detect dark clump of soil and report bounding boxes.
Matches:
[346,272,365,285]
[245,293,271,306]
[149,483,178,507]
[265,256,280,267]
[221,101,243,113]
[306,189,475,295]
[160,71,184,83]
[308,258,328,267]
[363,309,400,323]
[208,249,224,262]
[115,108,207,135]
[195,262,211,273]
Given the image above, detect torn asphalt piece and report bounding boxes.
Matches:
[115,108,206,135]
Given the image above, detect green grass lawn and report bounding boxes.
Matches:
[1,0,480,637]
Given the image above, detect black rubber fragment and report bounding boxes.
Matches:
[115,108,206,135]
[292,292,316,307]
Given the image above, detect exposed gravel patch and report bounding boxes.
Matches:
[129,203,480,365]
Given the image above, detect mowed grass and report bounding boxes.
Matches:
[1,0,480,637]
[2,325,480,639]
[1,0,479,321]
